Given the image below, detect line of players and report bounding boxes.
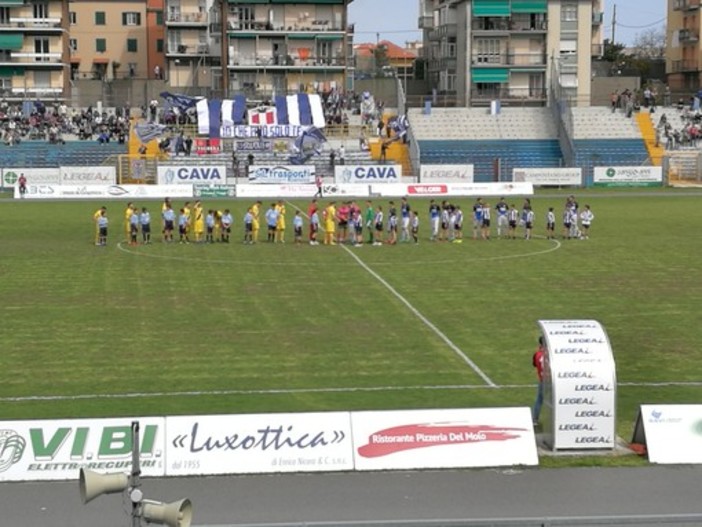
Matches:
[92,195,594,247]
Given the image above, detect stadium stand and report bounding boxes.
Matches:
[0,141,127,168]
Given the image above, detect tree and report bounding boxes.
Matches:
[602,39,626,63]
[373,44,389,78]
[630,27,666,60]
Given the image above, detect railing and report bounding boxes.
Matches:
[471,86,548,102]
[592,11,604,24]
[227,19,345,32]
[418,15,433,29]
[428,23,457,41]
[472,53,547,67]
[674,0,700,9]
[167,44,211,55]
[167,12,207,24]
[229,54,345,68]
[471,19,547,31]
[671,59,699,72]
[679,29,699,43]
[6,17,62,28]
[9,52,63,63]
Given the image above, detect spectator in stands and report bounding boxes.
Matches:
[338,144,345,165]
[185,135,193,156]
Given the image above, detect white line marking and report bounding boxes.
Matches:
[2,381,700,403]
[287,201,497,387]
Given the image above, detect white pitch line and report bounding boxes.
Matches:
[2,380,701,403]
[287,201,497,387]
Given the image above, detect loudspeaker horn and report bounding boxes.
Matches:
[142,498,193,527]
[79,468,129,504]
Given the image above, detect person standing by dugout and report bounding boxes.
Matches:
[532,336,546,427]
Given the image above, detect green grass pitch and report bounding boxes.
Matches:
[1,189,701,452]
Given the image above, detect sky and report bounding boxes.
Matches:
[347,0,667,47]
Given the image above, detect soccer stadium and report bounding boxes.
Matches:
[1,0,701,526]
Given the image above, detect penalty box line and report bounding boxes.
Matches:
[287,201,497,388]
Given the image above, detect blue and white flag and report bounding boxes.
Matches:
[387,114,409,139]
[275,93,325,128]
[289,126,326,165]
[160,92,199,111]
[134,121,167,143]
[197,95,248,137]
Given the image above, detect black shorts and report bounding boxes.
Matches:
[245,223,253,232]
[142,224,151,234]
[338,220,348,227]
[375,222,383,232]
[482,219,491,228]
[164,220,174,231]
[99,227,107,237]
[207,226,214,234]
[355,225,363,235]
[508,220,517,228]
[564,222,571,229]
[310,224,318,233]
[525,222,533,229]
[268,224,277,231]
[454,224,462,231]
[441,222,448,230]
[130,224,138,234]
[19,184,26,193]
[223,226,231,234]
[295,227,302,236]
[547,222,555,230]
[179,225,186,235]
[411,227,418,234]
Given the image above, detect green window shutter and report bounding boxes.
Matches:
[155,10,164,25]
[0,33,24,51]
[511,0,547,13]
[472,68,509,83]
[156,39,164,52]
[96,38,106,53]
[136,13,142,25]
[95,11,105,25]
[473,0,510,17]
[127,39,138,53]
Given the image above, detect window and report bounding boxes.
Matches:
[0,7,9,25]
[123,12,142,26]
[33,2,48,19]
[95,11,105,25]
[561,3,577,22]
[69,38,77,52]
[155,10,164,25]
[96,38,106,53]
[34,37,49,61]
[559,39,577,54]
[156,39,164,53]
[475,38,501,64]
[69,11,76,25]
[127,39,138,53]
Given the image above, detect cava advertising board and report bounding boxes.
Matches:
[420,164,474,183]
[538,320,617,450]
[157,165,227,185]
[513,168,582,186]
[351,408,538,471]
[593,166,663,187]
[634,405,702,464]
[0,417,166,482]
[335,165,403,184]
[165,413,354,476]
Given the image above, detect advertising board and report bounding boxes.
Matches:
[157,165,227,185]
[369,182,534,198]
[335,165,402,184]
[538,320,617,450]
[193,185,236,198]
[247,165,315,184]
[0,417,166,482]
[16,185,194,199]
[165,413,354,476]
[634,405,702,464]
[513,168,582,186]
[235,184,316,198]
[2,168,60,188]
[593,166,663,187]
[60,166,116,185]
[351,408,538,471]
[420,164,474,183]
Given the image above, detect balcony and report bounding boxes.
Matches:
[166,12,208,26]
[471,85,547,103]
[674,0,700,10]
[472,53,547,67]
[418,15,433,29]
[671,59,699,72]
[5,17,63,31]
[679,29,700,43]
[428,23,457,41]
[229,54,346,70]
[472,18,546,33]
[227,19,345,33]
[167,43,211,56]
[592,11,604,25]
[9,52,63,65]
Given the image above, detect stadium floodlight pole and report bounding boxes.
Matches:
[130,421,143,527]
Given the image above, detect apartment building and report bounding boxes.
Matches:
[222,0,354,98]
[666,0,701,92]
[0,0,69,100]
[69,1,147,80]
[420,0,604,106]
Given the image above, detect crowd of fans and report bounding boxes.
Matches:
[0,100,130,145]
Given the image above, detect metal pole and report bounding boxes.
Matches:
[131,421,142,527]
